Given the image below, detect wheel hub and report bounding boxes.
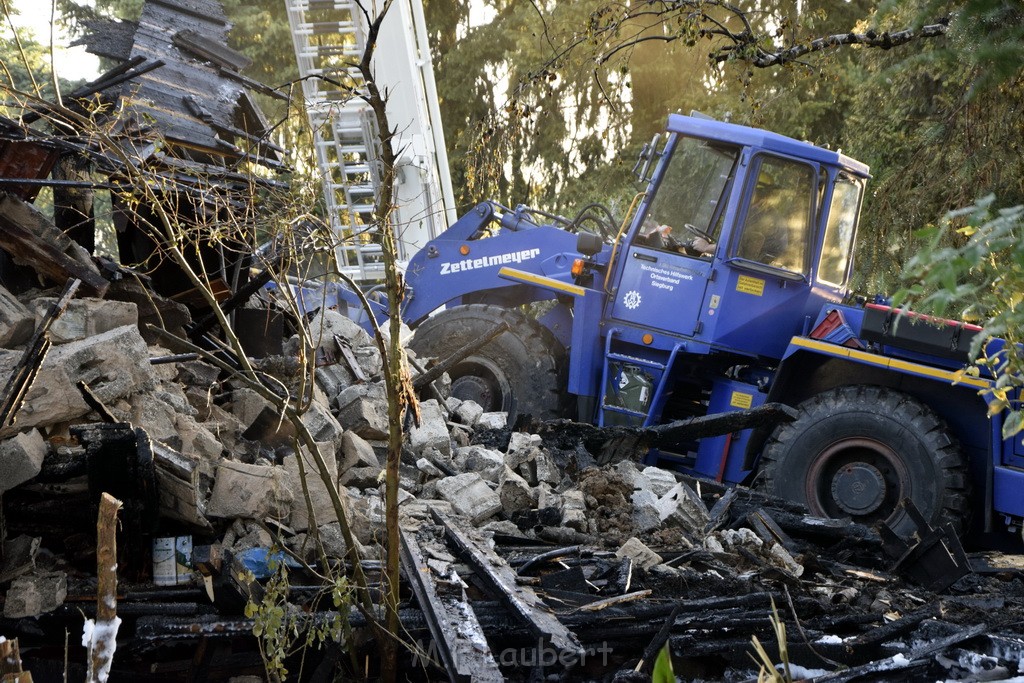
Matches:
[450,374,495,410]
[830,463,887,516]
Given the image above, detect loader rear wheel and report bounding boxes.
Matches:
[410,305,566,420]
[759,386,969,536]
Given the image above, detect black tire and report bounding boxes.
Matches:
[409,305,566,420]
[759,386,969,536]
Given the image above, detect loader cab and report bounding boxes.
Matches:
[609,115,869,361]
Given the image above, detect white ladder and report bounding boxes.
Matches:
[285,0,385,280]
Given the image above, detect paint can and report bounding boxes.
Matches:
[152,536,193,586]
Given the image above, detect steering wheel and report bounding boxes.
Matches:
[682,223,714,244]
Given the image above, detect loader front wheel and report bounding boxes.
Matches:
[759,386,969,536]
[410,305,566,421]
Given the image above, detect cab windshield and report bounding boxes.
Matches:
[641,137,739,254]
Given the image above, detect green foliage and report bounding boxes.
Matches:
[0,6,85,109]
[842,0,1024,292]
[243,554,352,681]
[652,643,674,683]
[428,0,875,220]
[897,195,1024,436]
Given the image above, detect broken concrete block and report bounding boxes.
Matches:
[408,399,451,457]
[476,412,507,430]
[0,535,40,583]
[768,543,805,578]
[719,527,763,549]
[480,520,523,536]
[353,346,383,380]
[631,487,662,532]
[176,360,221,391]
[301,400,346,447]
[229,388,275,430]
[0,429,46,493]
[284,442,340,531]
[231,521,275,551]
[561,489,587,532]
[308,308,374,349]
[453,399,484,426]
[336,384,389,440]
[657,482,710,530]
[201,404,245,454]
[206,460,292,520]
[315,522,351,560]
[505,432,542,469]
[497,466,535,514]
[416,457,444,478]
[0,287,33,348]
[366,489,415,523]
[534,451,560,486]
[31,297,138,343]
[614,461,646,491]
[616,537,663,571]
[125,391,179,447]
[435,473,501,524]
[340,431,381,471]
[47,324,155,402]
[175,414,224,462]
[314,363,355,400]
[452,445,504,482]
[339,465,383,489]
[537,484,562,511]
[642,466,679,497]
[2,326,154,435]
[3,571,67,618]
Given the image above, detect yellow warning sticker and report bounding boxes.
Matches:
[736,275,765,296]
[730,391,753,409]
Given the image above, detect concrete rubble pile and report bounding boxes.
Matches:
[2,293,1024,681]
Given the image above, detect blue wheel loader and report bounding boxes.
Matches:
[378,114,1015,541]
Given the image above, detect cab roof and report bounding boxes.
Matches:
[667,114,871,179]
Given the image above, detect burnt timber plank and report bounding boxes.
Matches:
[432,509,585,659]
[0,194,108,295]
[399,526,503,683]
[173,29,252,71]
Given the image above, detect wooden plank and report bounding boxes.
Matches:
[433,509,585,659]
[173,29,252,72]
[400,526,503,683]
[153,440,213,531]
[0,195,107,295]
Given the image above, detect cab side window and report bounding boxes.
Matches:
[736,157,816,273]
[817,175,862,287]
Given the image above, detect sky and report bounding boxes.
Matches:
[7,0,101,81]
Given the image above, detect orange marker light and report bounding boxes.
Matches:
[571,258,585,277]
[642,333,654,345]
[459,245,470,255]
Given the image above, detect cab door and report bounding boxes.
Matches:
[608,136,739,337]
[608,248,711,334]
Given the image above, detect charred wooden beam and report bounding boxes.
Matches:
[413,321,510,391]
[432,509,585,659]
[172,29,252,72]
[0,194,108,295]
[152,440,213,532]
[534,403,799,465]
[399,527,503,682]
